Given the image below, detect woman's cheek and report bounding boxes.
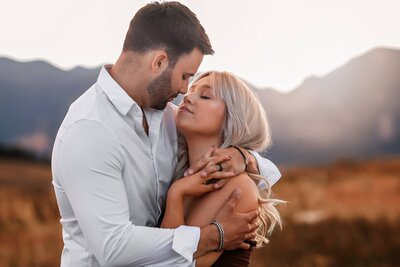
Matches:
[209,102,226,123]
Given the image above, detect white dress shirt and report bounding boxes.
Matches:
[51,65,281,267]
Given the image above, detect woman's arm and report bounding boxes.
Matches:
[161,170,259,266]
[186,173,259,267]
[160,186,185,228]
[161,172,221,228]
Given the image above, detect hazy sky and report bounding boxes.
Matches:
[1,0,399,92]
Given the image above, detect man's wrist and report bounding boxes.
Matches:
[230,145,249,172]
[194,224,220,258]
[245,150,259,174]
[210,220,224,252]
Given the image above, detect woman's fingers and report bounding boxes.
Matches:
[202,170,236,183]
[204,183,221,191]
[189,183,220,197]
[212,179,228,189]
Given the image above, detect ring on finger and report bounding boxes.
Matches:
[217,163,223,172]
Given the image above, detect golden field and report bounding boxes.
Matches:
[0,157,399,267]
[250,157,400,267]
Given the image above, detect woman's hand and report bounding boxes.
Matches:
[170,171,221,198]
[162,171,222,228]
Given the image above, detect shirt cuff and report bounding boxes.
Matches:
[172,225,200,263]
[249,151,281,188]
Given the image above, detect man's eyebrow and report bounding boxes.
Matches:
[184,73,195,77]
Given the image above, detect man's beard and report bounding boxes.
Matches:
[147,68,175,110]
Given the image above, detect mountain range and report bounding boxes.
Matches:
[1,47,399,164]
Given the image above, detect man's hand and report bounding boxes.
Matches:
[194,189,259,258]
[184,145,251,181]
[215,189,259,250]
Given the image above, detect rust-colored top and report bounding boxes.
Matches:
[211,249,252,267]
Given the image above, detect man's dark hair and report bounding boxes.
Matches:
[123,1,214,67]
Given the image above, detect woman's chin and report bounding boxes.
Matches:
[176,122,191,137]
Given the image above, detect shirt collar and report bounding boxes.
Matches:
[97,65,140,116]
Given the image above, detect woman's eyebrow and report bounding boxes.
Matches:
[189,84,197,92]
[200,84,211,90]
[189,83,211,92]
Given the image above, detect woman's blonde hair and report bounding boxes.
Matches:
[174,71,283,247]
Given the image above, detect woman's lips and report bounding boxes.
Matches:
[179,105,193,114]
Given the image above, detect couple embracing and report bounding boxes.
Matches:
[52,2,283,266]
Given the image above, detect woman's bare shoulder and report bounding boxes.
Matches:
[223,173,259,213]
[185,173,259,227]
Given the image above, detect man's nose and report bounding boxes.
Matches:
[179,80,190,94]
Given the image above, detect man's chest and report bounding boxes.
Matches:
[116,121,177,226]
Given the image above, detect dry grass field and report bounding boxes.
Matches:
[250,157,400,267]
[0,160,62,267]
[0,156,399,267]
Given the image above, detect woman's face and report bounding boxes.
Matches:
[176,75,226,138]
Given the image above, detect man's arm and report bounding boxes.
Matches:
[168,102,281,186]
[183,146,281,187]
[55,120,199,266]
[248,150,281,187]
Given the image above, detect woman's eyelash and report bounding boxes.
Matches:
[200,95,211,99]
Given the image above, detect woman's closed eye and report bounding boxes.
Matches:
[200,95,211,100]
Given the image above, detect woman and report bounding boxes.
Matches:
[161,71,282,266]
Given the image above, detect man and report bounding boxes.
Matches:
[52,2,280,266]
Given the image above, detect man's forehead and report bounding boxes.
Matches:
[176,48,203,71]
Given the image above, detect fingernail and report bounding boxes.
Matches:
[201,171,207,177]
[184,171,188,176]
[233,188,242,198]
[188,169,193,175]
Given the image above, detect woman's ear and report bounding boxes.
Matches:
[151,50,169,74]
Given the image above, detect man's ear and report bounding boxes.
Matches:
[151,51,169,74]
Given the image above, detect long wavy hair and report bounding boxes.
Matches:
[174,71,283,247]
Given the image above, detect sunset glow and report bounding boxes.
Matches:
[1,0,399,92]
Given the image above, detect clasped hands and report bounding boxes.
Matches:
[185,145,248,183]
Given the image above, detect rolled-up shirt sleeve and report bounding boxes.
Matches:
[54,119,199,266]
[249,151,281,188]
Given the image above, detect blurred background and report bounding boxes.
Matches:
[1,1,399,266]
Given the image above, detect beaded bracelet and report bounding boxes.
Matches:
[210,220,224,252]
[230,145,249,171]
